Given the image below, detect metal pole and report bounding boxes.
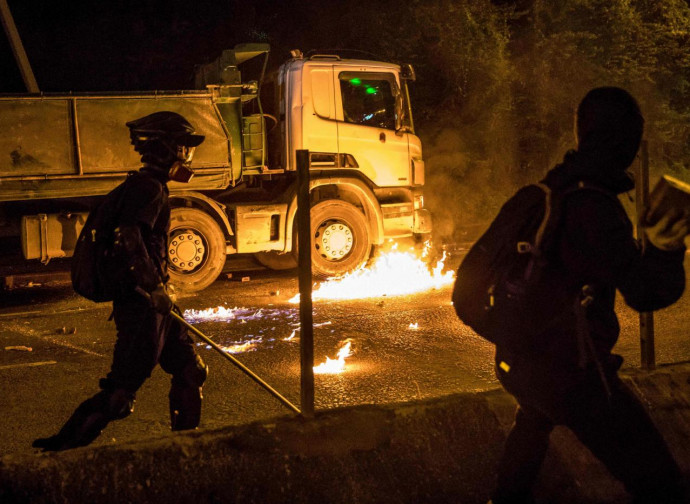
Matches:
[135,287,300,414]
[296,149,315,418]
[170,311,301,414]
[636,140,655,370]
[0,0,39,93]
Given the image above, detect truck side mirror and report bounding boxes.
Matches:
[401,64,416,82]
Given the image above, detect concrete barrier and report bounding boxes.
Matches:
[2,363,690,504]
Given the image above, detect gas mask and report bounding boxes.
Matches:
[169,145,196,183]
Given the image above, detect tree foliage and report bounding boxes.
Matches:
[415,0,690,242]
[515,0,690,176]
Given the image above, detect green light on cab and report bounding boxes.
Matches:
[350,78,362,86]
[365,87,377,95]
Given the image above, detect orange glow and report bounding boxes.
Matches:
[313,339,353,374]
[219,340,260,354]
[290,242,455,303]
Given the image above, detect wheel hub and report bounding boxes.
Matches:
[317,222,353,261]
[169,230,205,272]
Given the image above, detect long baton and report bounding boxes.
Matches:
[137,288,301,414]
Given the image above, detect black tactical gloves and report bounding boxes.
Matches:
[150,283,174,314]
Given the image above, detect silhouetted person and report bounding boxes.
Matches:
[490,87,689,503]
[33,112,208,451]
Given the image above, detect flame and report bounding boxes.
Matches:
[313,340,353,374]
[289,242,455,303]
[408,322,419,330]
[184,306,298,324]
[219,337,262,354]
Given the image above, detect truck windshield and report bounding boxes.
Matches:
[339,72,397,130]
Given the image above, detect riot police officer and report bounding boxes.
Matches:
[33,112,208,451]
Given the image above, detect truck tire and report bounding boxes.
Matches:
[310,200,370,278]
[168,207,226,292]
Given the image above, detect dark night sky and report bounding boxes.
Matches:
[0,0,280,92]
[1,0,396,93]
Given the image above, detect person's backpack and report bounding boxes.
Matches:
[71,176,132,302]
[452,182,583,349]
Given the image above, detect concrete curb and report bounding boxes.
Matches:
[2,363,690,504]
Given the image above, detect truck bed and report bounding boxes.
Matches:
[0,92,234,201]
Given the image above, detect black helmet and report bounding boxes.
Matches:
[126,111,205,151]
[126,111,205,180]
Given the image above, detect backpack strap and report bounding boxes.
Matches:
[533,182,552,250]
[563,180,618,401]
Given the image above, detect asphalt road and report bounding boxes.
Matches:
[2,257,690,457]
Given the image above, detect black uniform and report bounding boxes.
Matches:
[33,166,206,451]
[107,167,205,429]
[491,150,686,503]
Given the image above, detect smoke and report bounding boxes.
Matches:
[422,124,521,247]
[415,0,690,249]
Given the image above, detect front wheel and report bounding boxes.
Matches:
[310,200,370,278]
[168,207,226,293]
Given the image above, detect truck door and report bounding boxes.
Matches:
[302,64,338,161]
[334,70,410,187]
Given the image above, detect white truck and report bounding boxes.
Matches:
[0,44,431,291]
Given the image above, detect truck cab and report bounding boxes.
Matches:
[216,47,431,278]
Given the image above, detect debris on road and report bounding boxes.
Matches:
[5,345,33,352]
[55,327,77,335]
[224,272,251,281]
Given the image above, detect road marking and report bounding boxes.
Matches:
[0,361,57,370]
[40,337,106,357]
[0,305,104,319]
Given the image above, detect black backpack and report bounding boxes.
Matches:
[71,176,132,302]
[452,182,584,349]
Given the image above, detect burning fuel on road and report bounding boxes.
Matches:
[183,244,453,375]
[313,339,353,375]
[217,336,264,354]
[290,243,455,303]
[184,306,298,324]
